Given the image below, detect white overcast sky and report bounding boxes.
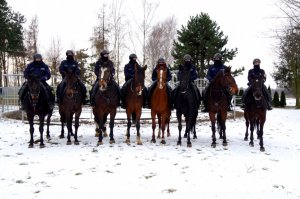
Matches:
[7,0,284,87]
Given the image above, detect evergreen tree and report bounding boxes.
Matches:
[267,85,272,98]
[172,13,243,78]
[280,90,287,107]
[0,0,26,87]
[75,49,93,85]
[273,91,280,107]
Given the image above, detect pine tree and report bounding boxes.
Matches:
[75,49,92,85]
[267,85,272,98]
[280,91,287,107]
[172,12,242,78]
[273,91,280,107]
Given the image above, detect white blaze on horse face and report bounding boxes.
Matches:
[159,70,163,89]
[100,67,107,80]
[99,67,108,91]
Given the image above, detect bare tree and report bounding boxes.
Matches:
[46,36,62,86]
[279,0,300,25]
[146,16,177,71]
[25,15,39,60]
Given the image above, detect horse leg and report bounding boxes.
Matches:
[109,111,116,144]
[244,117,249,141]
[249,120,255,147]
[28,115,34,148]
[256,118,260,139]
[74,113,80,145]
[221,113,227,146]
[46,111,52,140]
[157,114,161,139]
[160,115,167,145]
[97,120,104,146]
[95,123,100,137]
[39,115,45,148]
[176,113,182,146]
[217,113,223,139]
[66,114,73,145]
[209,113,217,148]
[136,113,142,145]
[60,114,65,139]
[186,120,192,148]
[259,119,266,152]
[125,113,131,144]
[103,115,108,137]
[151,111,156,143]
[167,116,170,137]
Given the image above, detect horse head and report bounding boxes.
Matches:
[157,64,167,89]
[64,69,79,98]
[27,74,41,104]
[98,67,111,91]
[215,66,238,95]
[250,77,264,101]
[178,67,191,94]
[133,64,147,95]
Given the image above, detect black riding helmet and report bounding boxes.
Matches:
[253,58,261,65]
[158,57,165,64]
[66,50,74,56]
[100,49,109,56]
[213,53,222,61]
[183,54,192,62]
[33,53,42,61]
[129,53,137,59]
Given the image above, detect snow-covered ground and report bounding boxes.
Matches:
[0,99,300,199]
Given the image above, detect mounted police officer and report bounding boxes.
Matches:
[120,53,148,108]
[148,57,173,109]
[173,54,201,108]
[201,53,232,112]
[18,53,55,110]
[56,50,87,104]
[90,49,120,106]
[241,58,272,110]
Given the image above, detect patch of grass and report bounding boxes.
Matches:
[75,172,82,176]
[162,188,177,193]
[16,180,25,184]
[105,170,113,174]
[19,162,28,166]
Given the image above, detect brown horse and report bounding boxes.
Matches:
[123,64,147,145]
[207,67,238,148]
[243,76,267,152]
[150,64,171,144]
[58,69,83,145]
[93,66,120,145]
[21,75,53,148]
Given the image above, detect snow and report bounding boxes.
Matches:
[0,99,300,199]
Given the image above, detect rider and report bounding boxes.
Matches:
[18,53,55,110]
[120,53,148,108]
[56,50,87,104]
[148,57,173,109]
[173,54,201,108]
[201,53,232,112]
[90,49,120,107]
[240,58,272,110]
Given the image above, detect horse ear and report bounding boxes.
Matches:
[143,65,147,71]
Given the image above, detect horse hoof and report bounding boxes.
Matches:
[125,139,130,144]
[47,135,51,140]
[183,135,187,138]
[244,137,248,141]
[193,136,197,139]
[157,136,161,139]
[67,141,72,145]
[71,133,74,137]
[74,141,80,145]
[59,135,64,139]
[95,133,99,137]
[223,142,228,147]
[161,140,166,145]
[97,141,103,146]
[151,139,156,143]
[103,132,108,137]
[40,144,45,148]
[177,141,181,146]
[211,143,216,148]
[28,144,34,148]
[109,140,115,144]
[249,143,254,147]
[260,147,265,152]
[137,141,143,145]
[167,134,170,137]
[187,143,192,148]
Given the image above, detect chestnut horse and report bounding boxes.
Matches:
[123,64,147,145]
[174,67,198,147]
[207,67,238,148]
[150,64,171,144]
[21,75,53,148]
[93,66,120,145]
[58,69,83,145]
[243,76,267,152]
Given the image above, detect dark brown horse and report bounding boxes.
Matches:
[93,66,120,145]
[207,67,238,148]
[21,75,53,148]
[123,64,147,145]
[58,69,83,145]
[243,77,267,152]
[150,64,171,144]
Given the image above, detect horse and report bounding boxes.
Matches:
[93,66,120,145]
[123,64,147,145]
[207,67,238,148]
[58,69,83,145]
[243,77,267,152]
[150,64,171,144]
[174,68,198,147]
[21,74,53,148]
